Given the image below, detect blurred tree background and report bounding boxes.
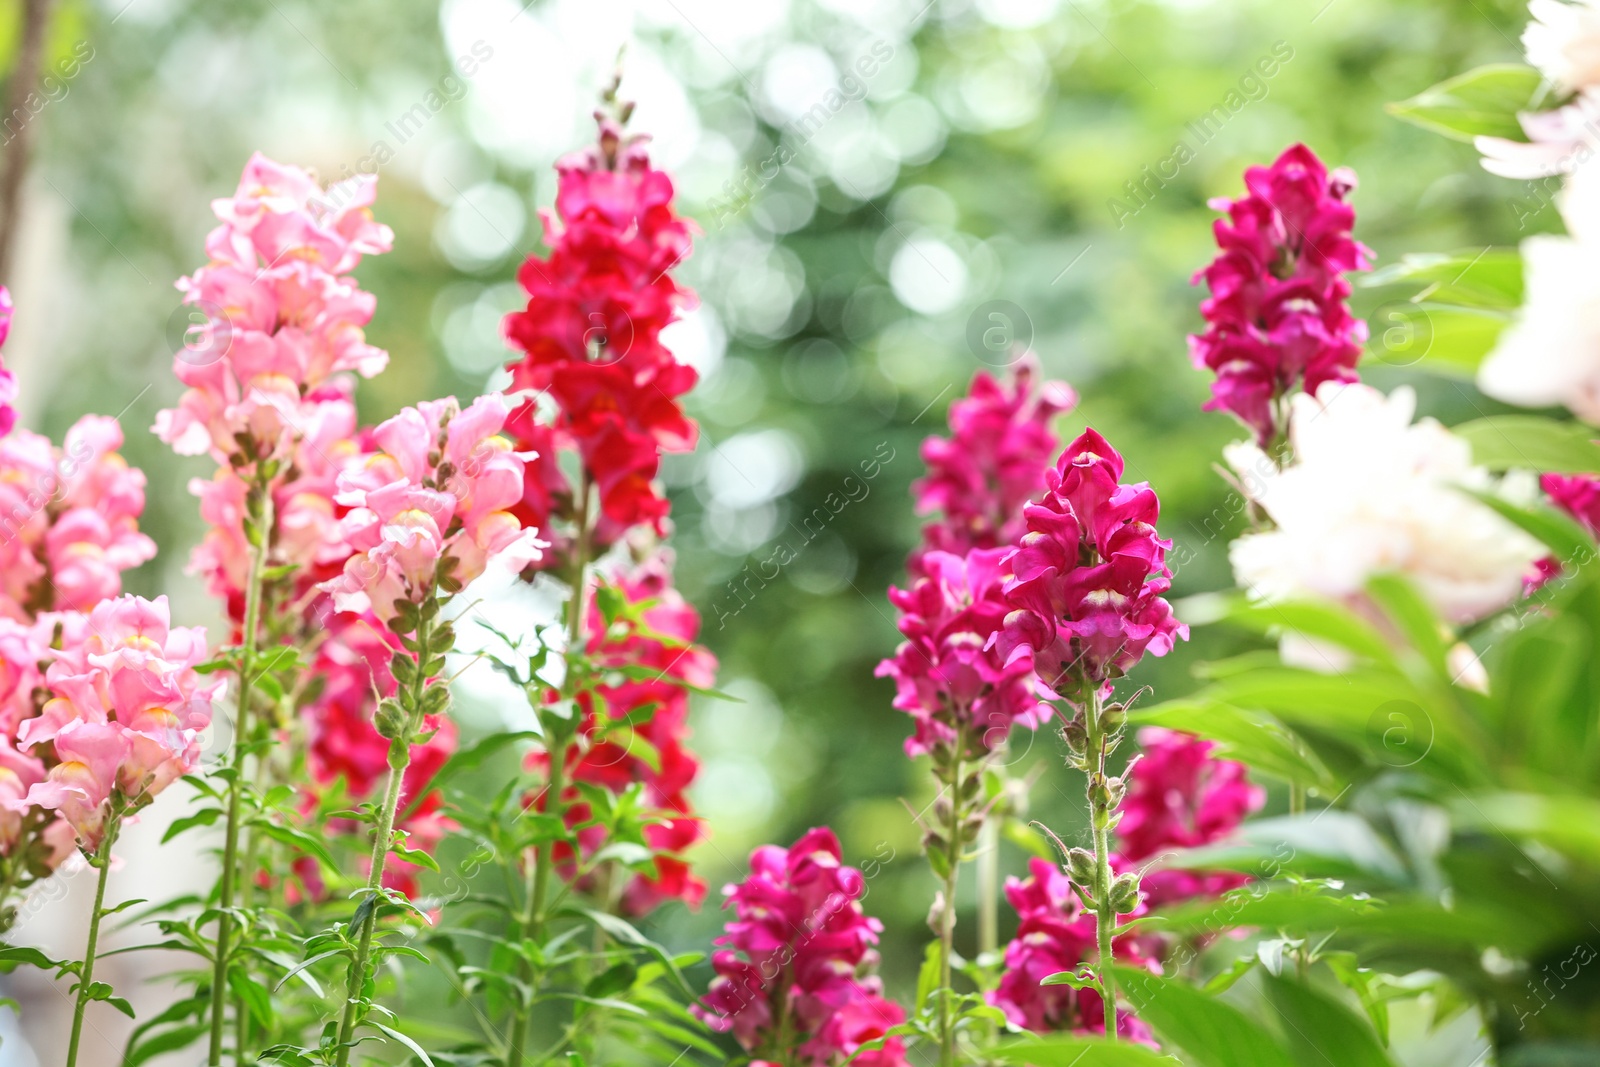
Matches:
[0,0,1549,1060]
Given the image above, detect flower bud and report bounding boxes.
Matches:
[1101,701,1126,732]
[1110,872,1142,914]
[1066,847,1096,886]
[374,697,408,741]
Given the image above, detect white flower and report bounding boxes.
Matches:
[1472,1,1600,179]
[1474,90,1600,180]
[1479,163,1600,421]
[1525,0,1600,95]
[1227,383,1544,631]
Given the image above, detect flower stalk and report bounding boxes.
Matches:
[209,478,271,1066]
[65,809,122,1067]
[508,475,591,1067]
[334,601,445,1067]
[1082,688,1121,1041]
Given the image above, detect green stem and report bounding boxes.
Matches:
[1289,781,1305,817]
[508,475,591,1067]
[937,748,963,1067]
[977,817,998,957]
[65,815,121,1067]
[1086,689,1118,1042]
[209,486,271,1067]
[334,612,435,1067]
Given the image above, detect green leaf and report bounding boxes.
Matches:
[1263,974,1396,1067]
[123,1023,212,1067]
[584,962,638,999]
[1387,64,1545,142]
[161,807,223,844]
[0,945,63,970]
[1364,575,1450,677]
[1455,416,1600,475]
[1400,305,1510,377]
[369,1020,436,1067]
[273,949,346,993]
[253,822,339,871]
[915,940,941,1014]
[558,906,696,998]
[436,730,538,782]
[1112,966,1296,1067]
[1223,596,1398,668]
[1129,699,1334,791]
[1041,969,1099,989]
[1363,249,1524,310]
[991,1034,1181,1065]
[1461,488,1594,565]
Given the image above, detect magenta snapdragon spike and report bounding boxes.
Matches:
[695,828,910,1067]
[1115,728,1264,907]
[1544,472,1600,537]
[988,857,1157,1043]
[1189,144,1372,447]
[996,428,1187,698]
[877,548,1050,759]
[912,360,1076,572]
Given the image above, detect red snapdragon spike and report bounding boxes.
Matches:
[694,828,911,1066]
[1115,728,1264,907]
[502,113,699,539]
[1189,143,1372,446]
[522,560,715,914]
[997,429,1187,696]
[988,857,1157,1043]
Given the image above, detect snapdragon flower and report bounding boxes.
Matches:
[1190,144,1371,446]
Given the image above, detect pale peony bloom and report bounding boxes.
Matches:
[1525,0,1600,95]
[1473,2,1600,179]
[1479,163,1600,421]
[1228,383,1545,650]
[1475,90,1600,180]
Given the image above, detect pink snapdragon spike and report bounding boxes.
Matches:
[1190,144,1372,446]
[912,359,1077,571]
[694,828,910,1067]
[877,548,1051,758]
[323,393,545,622]
[187,389,361,623]
[1116,728,1264,907]
[7,595,218,851]
[153,153,392,463]
[0,286,15,438]
[996,428,1187,698]
[0,416,157,621]
[989,857,1156,1042]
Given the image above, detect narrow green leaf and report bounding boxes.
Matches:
[1387,64,1545,142]
[1112,966,1295,1067]
[1455,415,1600,475]
[369,1021,436,1067]
[1263,974,1395,1067]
